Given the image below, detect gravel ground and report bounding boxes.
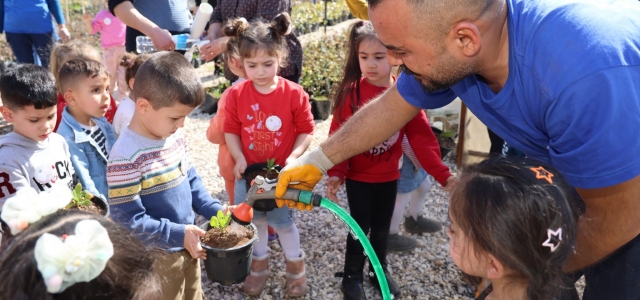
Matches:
[184,110,475,300]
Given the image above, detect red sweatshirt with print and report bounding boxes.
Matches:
[327,77,451,185]
[224,78,315,166]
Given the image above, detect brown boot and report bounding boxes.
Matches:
[285,250,308,297]
[243,253,269,296]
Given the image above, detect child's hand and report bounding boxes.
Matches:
[441,176,458,192]
[184,225,207,259]
[233,156,247,179]
[325,176,342,202]
[223,205,236,214]
[82,13,92,21]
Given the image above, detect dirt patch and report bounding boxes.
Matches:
[439,138,457,149]
[201,226,254,249]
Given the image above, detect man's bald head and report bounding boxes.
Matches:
[368,0,501,38]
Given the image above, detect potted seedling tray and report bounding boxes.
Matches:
[199,211,258,286]
[65,183,109,217]
[242,159,282,212]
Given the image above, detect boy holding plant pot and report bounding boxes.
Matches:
[107,52,225,300]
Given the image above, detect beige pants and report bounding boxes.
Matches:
[154,250,204,300]
[102,45,127,101]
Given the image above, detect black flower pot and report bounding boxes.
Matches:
[199,223,259,286]
[90,196,110,218]
[310,97,332,120]
[431,126,456,160]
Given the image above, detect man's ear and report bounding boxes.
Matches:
[448,22,482,58]
[0,106,14,123]
[63,90,76,106]
[485,253,506,279]
[135,97,152,116]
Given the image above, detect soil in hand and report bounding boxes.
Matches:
[202,226,255,249]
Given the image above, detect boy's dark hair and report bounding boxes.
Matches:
[223,13,291,69]
[332,21,377,122]
[120,52,152,91]
[57,58,109,94]
[450,157,579,300]
[0,64,57,110]
[132,51,204,109]
[0,210,161,299]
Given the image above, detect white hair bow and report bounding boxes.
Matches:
[35,219,114,294]
[1,185,72,235]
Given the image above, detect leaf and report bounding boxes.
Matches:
[217,210,224,220]
[74,183,82,194]
[210,217,220,229]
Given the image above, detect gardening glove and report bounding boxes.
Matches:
[276,147,334,210]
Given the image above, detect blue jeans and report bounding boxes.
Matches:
[234,178,295,229]
[5,32,54,67]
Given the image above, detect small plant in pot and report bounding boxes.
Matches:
[65,183,109,217]
[431,126,457,159]
[200,211,258,286]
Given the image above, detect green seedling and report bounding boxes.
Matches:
[66,183,93,209]
[439,130,456,140]
[263,158,280,177]
[210,210,232,232]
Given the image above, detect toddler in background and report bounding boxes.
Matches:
[56,58,116,201]
[112,52,152,137]
[82,3,127,101]
[449,157,579,300]
[50,41,118,132]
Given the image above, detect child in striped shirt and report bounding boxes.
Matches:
[106,52,223,299]
[56,58,116,200]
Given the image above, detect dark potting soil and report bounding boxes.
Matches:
[439,138,457,149]
[68,198,107,215]
[201,226,255,249]
[244,170,278,182]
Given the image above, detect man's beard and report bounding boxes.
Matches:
[399,60,476,93]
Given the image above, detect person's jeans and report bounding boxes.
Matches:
[5,32,54,67]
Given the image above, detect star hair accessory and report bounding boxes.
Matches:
[530,166,554,184]
[35,219,114,294]
[542,227,562,252]
[1,185,72,235]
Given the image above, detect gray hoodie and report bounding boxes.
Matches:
[0,132,75,209]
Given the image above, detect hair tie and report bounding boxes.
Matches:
[530,166,554,184]
[542,227,562,252]
[1,185,72,235]
[35,219,114,293]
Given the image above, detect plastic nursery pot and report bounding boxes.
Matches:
[87,196,110,218]
[431,126,457,160]
[242,163,281,212]
[199,222,259,286]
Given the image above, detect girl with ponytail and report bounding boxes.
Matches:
[222,13,314,298]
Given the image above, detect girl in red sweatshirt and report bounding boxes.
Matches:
[326,21,454,300]
[223,15,314,297]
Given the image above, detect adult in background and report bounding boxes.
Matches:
[0,0,71,67]
[275,0,640,298]
[199,0,303,83]
[109,0,192,53]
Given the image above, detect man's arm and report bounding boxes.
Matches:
[110,1,174,51]
[564,174,640,272]
[321,84,421,165]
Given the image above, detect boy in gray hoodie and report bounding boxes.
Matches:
[0,64,75,209]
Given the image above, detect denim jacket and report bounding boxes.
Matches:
[57,107,116,200]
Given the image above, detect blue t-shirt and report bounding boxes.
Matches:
[0,0,65,34]
[397,0,640,189]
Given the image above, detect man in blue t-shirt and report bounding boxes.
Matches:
[276,0,640,298]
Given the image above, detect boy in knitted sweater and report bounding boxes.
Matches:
[107,52,222,299]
